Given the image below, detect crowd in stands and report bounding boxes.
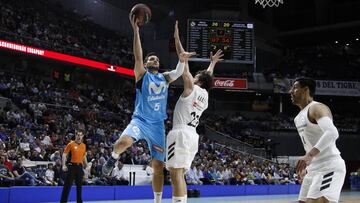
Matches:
[0,71,148,186]
[0,69,300,187]
[204,108,360,150]
[185,136,296,185]
[0,0,133,67]
[204,111,359,147]
[265,44,360,82]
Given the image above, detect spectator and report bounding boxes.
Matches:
[0,154,15,186]
[44,163,57,186]
[12,157,38,186]
[111,161,129,185]
[50,150,61,162]
[53,159,65,186]
[186,166,202,185]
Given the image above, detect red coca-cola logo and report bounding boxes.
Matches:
[214,79,235,87]
[213,77,247,89]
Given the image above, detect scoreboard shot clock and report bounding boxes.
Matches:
[187,19,255,64]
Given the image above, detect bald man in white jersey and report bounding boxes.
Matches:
[165,21,223,203]
[290,77,346,203]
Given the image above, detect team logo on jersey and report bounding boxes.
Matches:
[197,95,205,103]
[132,126,141,136]
[192,97,206,111]
[152,144,164,153]
[148,82,167,95]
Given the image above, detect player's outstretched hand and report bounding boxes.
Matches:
[179,51,196,62]
[129,13,139,31]
[210,49,224,63]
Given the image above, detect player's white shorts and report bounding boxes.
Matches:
[165,125,199,171]
[298,156,346,203]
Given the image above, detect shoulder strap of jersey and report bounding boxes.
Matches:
[180,85,197,101]
[136,71,147,91]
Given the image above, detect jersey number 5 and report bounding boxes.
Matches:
[154,103,160,111]
[187,111,200,127]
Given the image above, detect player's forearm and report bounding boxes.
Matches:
[182,61,191,80]
[133,30,143,61]
[168,60,185,81]
[307,147,320,157]
[314,117,339,152]
[206,62,216,76]
[175,37,185,57]
[83,156,88,168]
[182,62,194,93]
[313,129,338,152]
[62,153,67,166]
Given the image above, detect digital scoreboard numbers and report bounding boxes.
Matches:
[187,19,254,64]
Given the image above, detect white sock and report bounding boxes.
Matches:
[111,151,119,159]
[172,196,186,203]
[154,192,162,203]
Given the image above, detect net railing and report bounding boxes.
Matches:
[255,0,283,8]
[204,125,268,158]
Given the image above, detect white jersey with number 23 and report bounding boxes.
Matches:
[172,85,208,129]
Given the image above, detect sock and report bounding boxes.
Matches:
[111,151,119,159]
[172,196,186,203]
[154,192,162,203]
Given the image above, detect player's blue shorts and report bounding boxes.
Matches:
[121,116,165,162]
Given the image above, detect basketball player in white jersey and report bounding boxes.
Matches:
[290,78,346,203]
[165,21,224,203]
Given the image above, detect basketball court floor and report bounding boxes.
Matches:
[66,191,360,203]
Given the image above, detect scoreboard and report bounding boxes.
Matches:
[187,19,254,64]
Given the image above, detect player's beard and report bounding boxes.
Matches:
[147,66,159,72]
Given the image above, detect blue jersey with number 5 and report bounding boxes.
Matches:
[133,71,168,123]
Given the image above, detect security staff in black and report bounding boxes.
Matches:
[60,131,87,203]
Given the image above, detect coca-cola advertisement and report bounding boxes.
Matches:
[213,77,247,89]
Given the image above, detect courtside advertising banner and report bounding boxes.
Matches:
[273,78,360,97]
[213,77,247,89]
[0,40,134,77]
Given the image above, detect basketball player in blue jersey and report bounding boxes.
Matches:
[103,15,195,203]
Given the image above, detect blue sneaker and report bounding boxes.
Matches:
[102,156,117,176]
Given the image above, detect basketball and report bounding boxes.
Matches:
[130,3,152,26]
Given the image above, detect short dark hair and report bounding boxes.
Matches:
[75,129,85,136]
[295,77,316,97]
[144,52,157,63]
[196,70,213,91]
